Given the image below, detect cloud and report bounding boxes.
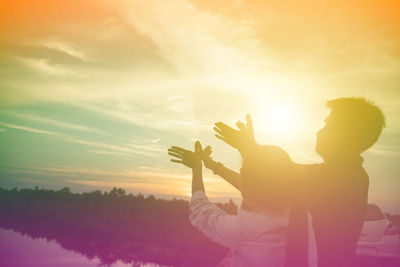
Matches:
[27,165,240,197]
[128,143,165,153]
[68,138,158,157]
[42,39,88,61]
[4,165,196,195]
[16,57,76,76]
[368,145,399,157]
[8,112,107,135]
[87,149,130,157]
[0,122,60,136]
[0,121,157,158]
[105,0,265,76]
[0,0,399,207]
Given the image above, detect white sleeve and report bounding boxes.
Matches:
[189,191,240,249]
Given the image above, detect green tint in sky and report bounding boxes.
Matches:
[0,0,399,212]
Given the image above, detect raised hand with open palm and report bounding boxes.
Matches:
[213,114,257,154]
[168,142,202,169]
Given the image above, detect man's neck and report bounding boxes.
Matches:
[324,154,364,167]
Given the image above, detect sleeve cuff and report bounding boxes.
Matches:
[192,190,207,198]
[190,190,207,204]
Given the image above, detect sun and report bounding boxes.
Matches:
[254,103,299,136]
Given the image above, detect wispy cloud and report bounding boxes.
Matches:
[16,57,76,76]
[68,138,157,157]
[107,0,264,76]
[0,122,60,136]
[42,39,88,61]
[367,145,399,157]
[0,0,399,210]
[7,165,194,194]
[0,121,156,158]
[8,112,107,135]
[87,149,130,157]
[129,143,165,153]
[16,165,189,182]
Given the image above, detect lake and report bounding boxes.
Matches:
[0,228,167,267]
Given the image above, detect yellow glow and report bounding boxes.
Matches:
[256,103,300,136]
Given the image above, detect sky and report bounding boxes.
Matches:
[0,0,399,212]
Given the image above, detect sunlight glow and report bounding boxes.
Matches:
[256,103,300,136]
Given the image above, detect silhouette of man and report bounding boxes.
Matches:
[211,97,385,267]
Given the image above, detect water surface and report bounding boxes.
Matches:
[0,228,164,267]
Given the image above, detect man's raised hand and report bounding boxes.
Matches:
[213,114,256,152]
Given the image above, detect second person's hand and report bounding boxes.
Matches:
[168,141,202,169]
[198,145,219,171]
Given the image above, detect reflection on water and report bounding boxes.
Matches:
[0,228,167,267]
[0,188,230,266]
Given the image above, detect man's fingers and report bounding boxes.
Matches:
[236,121,246,131]
[170,146,186,152]
[202,146,212,157]
[168,148,184,155]
[215,122,235,132]
[213,127,227,137]
[246,114,254,133]
[199,145,211,157]
[168,152,182,159]
[170,159,183,164]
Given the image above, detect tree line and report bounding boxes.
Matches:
[0,186,237,267]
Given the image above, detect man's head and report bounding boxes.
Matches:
[316,97,385,162]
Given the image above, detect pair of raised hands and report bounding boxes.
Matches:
[168,114,256,170]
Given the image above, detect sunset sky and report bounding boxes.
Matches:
[0,0,399,212]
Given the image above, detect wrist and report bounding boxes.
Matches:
[192,163,202,172]
[212,162,223,174]
[204,159,218,171]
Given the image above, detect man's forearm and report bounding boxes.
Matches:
[210,142,262,192]
[192,166,205,194]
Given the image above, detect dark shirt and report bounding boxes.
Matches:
[243,145,368,267]
[304,157,369,267]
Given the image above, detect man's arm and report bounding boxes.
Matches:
[212,114,314,194]
[212,162,241,191]
[198,145,242,191]
[210,114,261,192]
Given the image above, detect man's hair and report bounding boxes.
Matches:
[326,97,385,153]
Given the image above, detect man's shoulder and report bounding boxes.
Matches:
[293,163,324,177]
